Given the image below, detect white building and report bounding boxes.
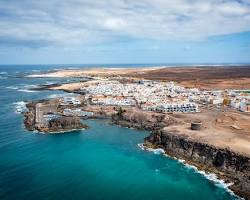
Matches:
[63,108,93,117]
[92,96,136,106]
[230,100,240,109]
[61,97,81,105]
[210,98,223,105]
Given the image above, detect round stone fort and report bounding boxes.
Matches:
[191,121,202,130]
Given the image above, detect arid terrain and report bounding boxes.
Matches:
[165,107,250,156]
[28,66,250,156]
[25,66,250,199]
[28,65,250,90]
[129,66,250,90]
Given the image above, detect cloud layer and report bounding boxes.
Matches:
[0,0,250,48]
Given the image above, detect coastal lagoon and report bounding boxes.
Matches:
[0,65,238,200]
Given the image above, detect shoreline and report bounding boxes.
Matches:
[143,130,250,199]
[21,98,250,199]
[137,143,242,199]
[35,127,87,134]
[19,66,250,199]
[25,65,250,90]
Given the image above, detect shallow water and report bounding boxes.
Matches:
[0,65,238,200]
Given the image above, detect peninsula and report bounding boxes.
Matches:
[24,65,250,199]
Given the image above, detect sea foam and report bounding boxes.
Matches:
[181,162,242,199]
[137,143,165,155]
[138,143,242,199]
[0,71,8,79]
[7,84,39,93]
[13,101,28,114]
[17,89,37,93]
[6,86,19,90]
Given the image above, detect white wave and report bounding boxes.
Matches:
[37,128,86,134]
[7,84,39,92]
[27,74,61,78]
[138,143,146,150]
[173,157,242,199]
[45,81,56,85]
[138,143,242,199]
[137,143,165,155]
[13,101,28,113]
[23,84,40,89]
[8,84,40,93]
[182,162,242,199]
[6,86,19,90]
[18,89,37,93]
[0,71,7,75]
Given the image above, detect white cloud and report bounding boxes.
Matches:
[0,0,249,47]
[217,2,250,16]
[102,18,128,31]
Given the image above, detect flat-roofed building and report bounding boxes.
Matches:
[35,102,59,126]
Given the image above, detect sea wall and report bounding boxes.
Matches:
[145,130,250,199]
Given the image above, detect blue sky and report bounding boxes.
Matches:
[0,0,250,64]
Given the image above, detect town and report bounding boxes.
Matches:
[25,78,250,133]
[68,79,250,113]
[22,71,250,200]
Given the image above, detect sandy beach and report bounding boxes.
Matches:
[28,65,250,90]
[27,67,164,78]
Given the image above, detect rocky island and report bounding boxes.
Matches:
[23,66,250,199]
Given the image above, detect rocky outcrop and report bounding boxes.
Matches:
[112,109,177,130]
[23,102,36,131]
[23,101,88,133]
[145,130,250,199]
[41,116,88,133]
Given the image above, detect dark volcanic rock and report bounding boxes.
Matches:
[45,117,88,132]
[145,130,250,199]
[23,102,36,131]
[23,101,88,133]
[111,109,176,130]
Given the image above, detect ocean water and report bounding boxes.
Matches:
[0,65,238,200]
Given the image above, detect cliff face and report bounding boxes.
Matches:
[145,130,250,199]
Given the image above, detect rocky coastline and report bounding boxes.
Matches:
[22,98,250,198]
[24,101,88,133]
[147,133,250,199]
[110,111,250,200]
[111,108,177,131]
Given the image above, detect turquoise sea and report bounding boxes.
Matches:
[0,65,238,200]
